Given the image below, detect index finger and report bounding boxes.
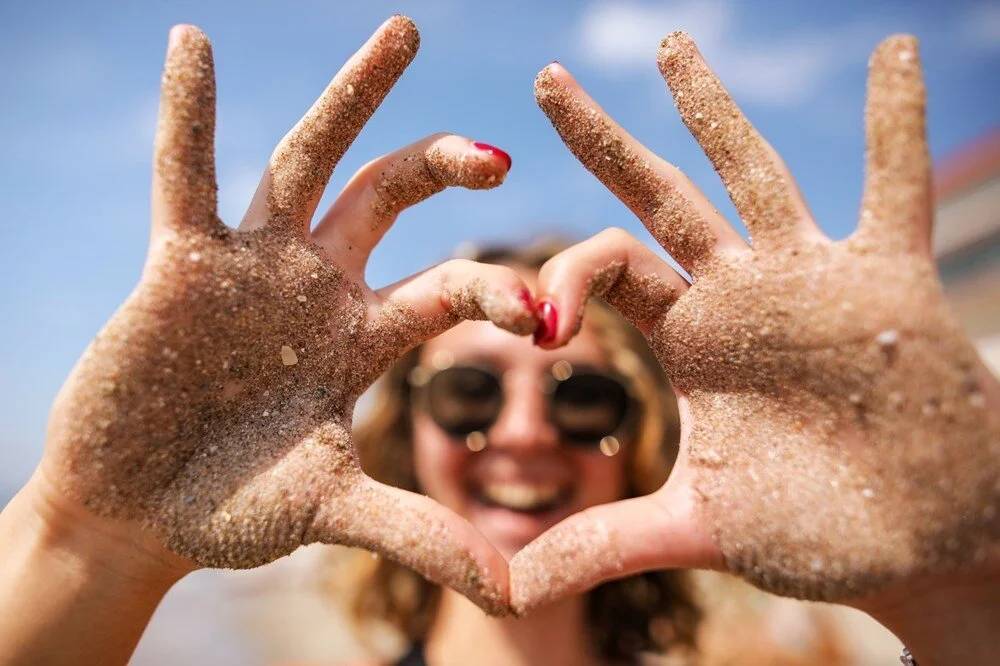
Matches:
[244,16,420,234]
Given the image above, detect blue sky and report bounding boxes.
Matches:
[2,1,998,498]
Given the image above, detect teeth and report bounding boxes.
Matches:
[480,482,563,511]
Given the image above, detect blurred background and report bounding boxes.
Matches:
[2,1,998,664]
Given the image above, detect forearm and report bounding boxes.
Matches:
[0,473,189,666]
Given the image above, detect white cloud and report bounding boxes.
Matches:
[577,1,879,107]
[579,0,731,68]
[711,29,881,106]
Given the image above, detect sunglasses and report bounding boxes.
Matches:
[410,360,634,454]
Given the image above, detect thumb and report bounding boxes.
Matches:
[508,471,720,615]
[310,475,512,615]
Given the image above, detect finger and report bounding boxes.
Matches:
[370,259,537,359]
[315,476,511,615]
[657,32,822,250]
[241,15,419,234]
[856,35,931,255]
[509,475,719,615]
[535,63,746,274]
[312,133,511,277]
[534,227,688,349]
[152,25,221,237]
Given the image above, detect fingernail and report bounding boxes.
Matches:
[533,300,558,345]
[472,141,512,171]
[518,288,534,312]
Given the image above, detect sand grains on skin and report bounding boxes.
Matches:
[520,30,1000,606]
[44,16,529,616]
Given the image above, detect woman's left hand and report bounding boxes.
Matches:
[510,32,1000,661]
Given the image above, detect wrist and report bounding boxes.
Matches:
[10,467,195,590]
[0,471,192,665]
[853,564,1000,666]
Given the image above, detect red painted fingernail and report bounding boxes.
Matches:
[472,141,512,171]
[518,288,533,311]
[533,300,557,345]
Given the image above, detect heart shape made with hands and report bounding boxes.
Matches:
[41,16,999,619]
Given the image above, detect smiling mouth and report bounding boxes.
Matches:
[472,481,572,514]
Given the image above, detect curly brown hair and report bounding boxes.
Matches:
[332,239,702,661]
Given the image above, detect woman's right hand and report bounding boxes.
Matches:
[32,16,535,613]
[510,32,1000,659]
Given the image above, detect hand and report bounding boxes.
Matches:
[37,17,533,613]
[511,32,1000,620]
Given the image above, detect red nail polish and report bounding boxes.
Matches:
[518,288,533,311]
[533,300,557,345]
[472,141,512,171]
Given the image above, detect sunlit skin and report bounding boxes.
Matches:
[414,318,628,560]
[0,18,535,666]
[509,30,1000,666]
[0,13,998,666]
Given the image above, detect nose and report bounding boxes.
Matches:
[486,370,559,452]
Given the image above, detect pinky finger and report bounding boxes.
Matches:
[534,227,688,348]
[856,35,932,254]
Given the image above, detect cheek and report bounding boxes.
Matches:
[572,452,628,506]
[412,413,470,509]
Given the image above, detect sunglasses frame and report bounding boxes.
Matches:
[408,359,639,451]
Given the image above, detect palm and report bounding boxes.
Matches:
[57,223,379,568]
[42,18,530,614]
[659,238,993,600]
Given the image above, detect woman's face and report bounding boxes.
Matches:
[412,317,629,559]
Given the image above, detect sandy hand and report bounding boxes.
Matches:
[42,17,533,614]
[511,33,1000,613]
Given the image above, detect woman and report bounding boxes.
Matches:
[335,240,862,666]
[1,14,997,666]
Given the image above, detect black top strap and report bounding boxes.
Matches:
[394,643,427,666]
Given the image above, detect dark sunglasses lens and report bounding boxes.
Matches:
[426,366,502,436]
[551,373,629,446]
